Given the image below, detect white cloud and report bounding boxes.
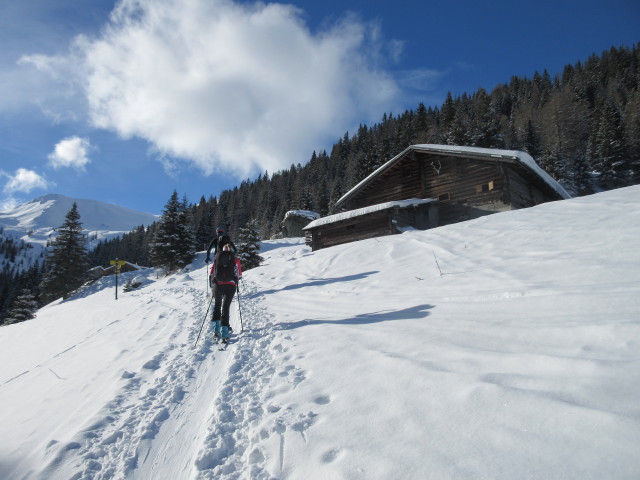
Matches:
[48,136,93,170]
[0,197,21,212]
[23,0,404,178]
[2,168,50,194]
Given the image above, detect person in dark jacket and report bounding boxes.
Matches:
[210,244,242,342]
[205,227,236,263]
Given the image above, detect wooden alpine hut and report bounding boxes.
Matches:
[303,144,570,251]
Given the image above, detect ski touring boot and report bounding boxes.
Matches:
[212,320,221,343]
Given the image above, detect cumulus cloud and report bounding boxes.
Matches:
[2,168,50,194]
[23,0,403,178]
[48,136,93,170]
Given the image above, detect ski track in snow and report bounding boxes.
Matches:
[35,278,224,480]
[193,279,318,480]
[35,264,326,480]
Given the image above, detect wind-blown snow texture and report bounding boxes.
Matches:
[1,186,639,480]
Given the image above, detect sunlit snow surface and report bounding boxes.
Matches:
[1,186,639,480]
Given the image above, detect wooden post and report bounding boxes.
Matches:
[110,259,126,300]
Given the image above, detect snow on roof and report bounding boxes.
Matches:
[303,198,436,230]
[284,210,320,221]
[336,144,571,207]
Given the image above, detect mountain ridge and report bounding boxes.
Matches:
[0,193,158,234]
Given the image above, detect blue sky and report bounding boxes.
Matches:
[1,0,638,215]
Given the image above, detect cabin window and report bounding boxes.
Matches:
[476,181,495,193]
[438,192,451,202]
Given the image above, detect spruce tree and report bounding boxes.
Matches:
[571,154,594,196]
[593,102,629,189]
[236,219,263,270]
[40,203,88,302]
[4,289,38,325]
[150,191,196,273]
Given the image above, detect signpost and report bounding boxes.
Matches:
[110,259,127,300]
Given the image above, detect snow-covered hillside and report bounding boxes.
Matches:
[1,186,639,480]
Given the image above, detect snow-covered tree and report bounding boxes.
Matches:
[591,101,629,189]
[40,203,88,303]
[236,219,263,271]
[150,191,196,273]
[3,289,38,325]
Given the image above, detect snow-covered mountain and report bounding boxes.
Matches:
[0,194,158,269]
[0,186,639,479]
[0,193,158,238]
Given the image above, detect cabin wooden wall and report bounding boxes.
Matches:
[306,203,438,251]
[505,165,548,208]
[392,203,439,230]
[309,211,392,250]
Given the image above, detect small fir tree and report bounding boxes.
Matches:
[4,289,39,325]
[236,219,263,270]
[150,191,196,273]
[40,203,88,303]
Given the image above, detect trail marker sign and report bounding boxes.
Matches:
[110,259,127,299]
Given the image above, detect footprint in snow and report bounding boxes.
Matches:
[313,395,331,405]
[321,447,343,464]
[142,354,163,370]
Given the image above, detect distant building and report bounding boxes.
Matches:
[304,144,570,251]
[87,261,144,281]
[282,210,320,238]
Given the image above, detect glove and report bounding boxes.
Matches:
[205,257,210,263]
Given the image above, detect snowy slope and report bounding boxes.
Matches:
[0,186,639,480]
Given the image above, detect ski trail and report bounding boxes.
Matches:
[34,255,324,480]
[193,275,320,480]
[36,277,228,480]
[194,276,281,479]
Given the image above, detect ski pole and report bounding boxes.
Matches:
[236,283,244,333]
[205,261,210,296]
[195,294,214,347]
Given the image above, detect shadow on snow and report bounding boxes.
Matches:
[277,304,434,330]
[249,271,379,297]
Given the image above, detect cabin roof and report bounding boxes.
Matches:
[336,144,571,209]
[304,198,436,230]
[284,210,320,221]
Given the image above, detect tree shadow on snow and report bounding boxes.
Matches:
[278,304,434,330]
[249,271,379,297]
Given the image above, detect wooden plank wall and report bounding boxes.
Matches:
[311,211,392,250]
[346,155,508,206]
[345,153,513,226]
[347,155,424,209]
[506,166,548,208]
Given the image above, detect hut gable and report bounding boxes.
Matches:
[304,145,570,251]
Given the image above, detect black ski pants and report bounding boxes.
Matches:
[212,283,236,327]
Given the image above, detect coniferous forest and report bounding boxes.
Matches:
[2,44,640,323]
